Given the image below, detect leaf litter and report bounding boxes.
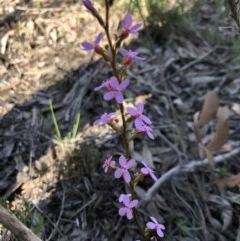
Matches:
[0,0,240,241]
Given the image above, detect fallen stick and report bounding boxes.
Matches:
[144,147,240,202]
[0,204,42,241]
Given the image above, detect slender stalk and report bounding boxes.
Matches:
[104,0,119,81]
[104,1,129,158]
[103,1,147,239]
[130,183,147,241]
[119,103,130,157]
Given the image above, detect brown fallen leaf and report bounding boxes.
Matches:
[141,142,154,169]
[193,111,202,143]
[198,91,219,127]
[231,103,240,115]
[217,173,240,188]
[207,107,229,152]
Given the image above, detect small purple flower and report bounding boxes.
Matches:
[146,216,165,238]
[102,156,115,173]
[82,0,93,10]
[126,103,152,129]
[120,14,142,37]
[114,155,135,183]
[120,48,145,65]
[93,112,115,125]
[94,77,129,104]
[141,161,157,181]
[81,33,103,53]
[119,195,138,220]
[137,124,154,139]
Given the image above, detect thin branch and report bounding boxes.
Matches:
[226,0,240,32]
[0,204,42,241]
[144,147,240,202]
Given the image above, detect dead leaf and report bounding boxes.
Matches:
[231,103,240,115]
[193,111,201,143]
[202,145,215,168]
[1,31,14,55]
[217,173,240,188]
[142,142,154,168]
[198,91,219,127]
[207,107,229,152]
[135,186,164,222]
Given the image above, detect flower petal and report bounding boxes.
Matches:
[127,107,138,116]
[135,119,144,129]
[141,167,149,175]
[157,227,165,238]
[122,195,130,205]
[126,159,136,169]
[119,155,127,166]
[130,23,142,32]
[129,199,138,208]
[150,172,157,181]
[115,93,124,104]
[104,92,116,101]
[109,76,119,87]
[119,194,131,203]
[123,170,131,183]
[81,42,93,50]
[123,14,132,28]
[119,79,129,90]
[135,56,145,60]
[142,115,152,124]
[120,48,129,55]
[146,130,154,139]
[146,221,155,229]
[114,169,123,179]
[141,161,148,168]
[126,209,133,220]
[137,103,144,113]
[94,83,104,91]
[119,207,127,216]
[93,119,101,125]
[95,32,103,44]
[150,216,158,224]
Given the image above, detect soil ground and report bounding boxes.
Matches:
[0,0,240,240]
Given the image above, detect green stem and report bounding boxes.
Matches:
[104,0,119,81]
[119,103,130,158]
[130,183,147,241]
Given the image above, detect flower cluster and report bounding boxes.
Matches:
[81,1,165,240]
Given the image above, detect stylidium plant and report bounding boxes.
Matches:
[81,1,165,240]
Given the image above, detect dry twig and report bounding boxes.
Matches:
[0,204,42,241]
[144,147,240,202]
[226,0,240,32]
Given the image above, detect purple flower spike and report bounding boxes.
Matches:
[114,155,135,183]
[95,77,129,104]
[147,216,165,238]
[82,0,94,10]
[119,194,138,220]
[102,156,115,173]
[138,124,154,139]
[120,48,145,65]
[93,112,115,125]
[121,14,142,37]
[81,33,103,53]
[141,161,157,181]
[127,102,152,129]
